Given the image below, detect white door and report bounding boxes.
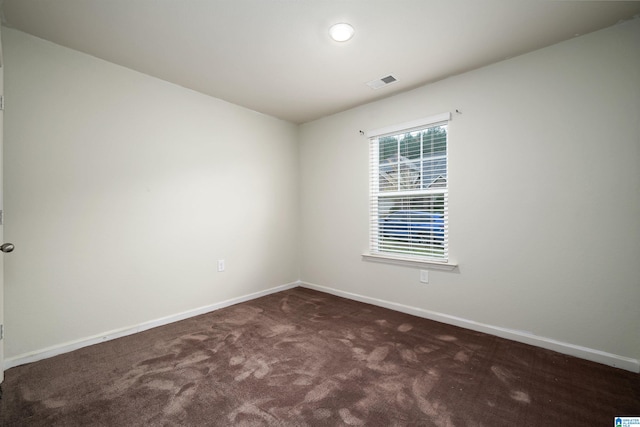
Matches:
[0,28,5,384]
[0,28,16,386]
[0,28,17,387]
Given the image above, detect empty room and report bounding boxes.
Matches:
[0,1,639,425]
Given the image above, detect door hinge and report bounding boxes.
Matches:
[0,96,4,111]
[0,325,3,340]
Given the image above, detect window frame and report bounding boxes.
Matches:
[363,112,457,270]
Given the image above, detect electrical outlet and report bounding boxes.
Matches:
[217,259,225,272]
[420,270,429,283]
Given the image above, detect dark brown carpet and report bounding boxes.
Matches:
[1,287,638,426]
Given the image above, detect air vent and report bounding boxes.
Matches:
[366,75,398,90]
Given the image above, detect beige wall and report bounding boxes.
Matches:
[299,19,640,366]
[2,19,639,370]
[2,27,299,359]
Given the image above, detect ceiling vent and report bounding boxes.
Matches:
[366,75,398,90]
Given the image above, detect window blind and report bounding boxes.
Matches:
[369,114,449,262]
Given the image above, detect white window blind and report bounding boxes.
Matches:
[368,113,450,262]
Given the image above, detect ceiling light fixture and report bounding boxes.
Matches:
[329,23,355,42]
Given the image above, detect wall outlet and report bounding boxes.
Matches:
[217,259,225,272]
[420,270,429,283]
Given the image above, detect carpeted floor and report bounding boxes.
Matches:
[1,287,638,426]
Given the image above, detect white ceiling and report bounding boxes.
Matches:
[2,1,640,124]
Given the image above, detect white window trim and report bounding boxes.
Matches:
[364,111,456,270]
[362,253,458,271]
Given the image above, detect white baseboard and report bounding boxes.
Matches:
[300,281,640,373]
[4,281,300,370]
[6,280,638,373]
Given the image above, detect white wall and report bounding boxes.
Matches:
[2,27,299,360]
[3,19,639,371]
[299,19,640,368]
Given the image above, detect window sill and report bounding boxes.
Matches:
[362,253,458,271]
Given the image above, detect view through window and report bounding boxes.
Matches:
[369,115,449,262]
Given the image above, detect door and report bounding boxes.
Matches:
[0,27,15,386]
[0,27,16,386]
[0,28,4,384]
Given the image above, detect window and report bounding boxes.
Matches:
[367,113,450,264]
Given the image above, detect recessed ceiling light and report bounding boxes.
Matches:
[329,23,355,42]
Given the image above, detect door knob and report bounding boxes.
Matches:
[1,243,15,253]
